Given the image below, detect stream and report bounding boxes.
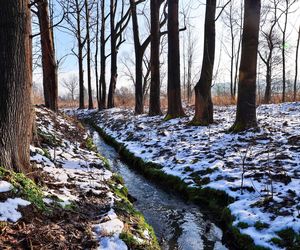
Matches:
[92,131,228,250]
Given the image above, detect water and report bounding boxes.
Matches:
[92,131,228,250]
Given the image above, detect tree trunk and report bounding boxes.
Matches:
[264,65,272,104]
[99,0,107,110]
[230,0,261,132]
[149,0,162,116]
[37,0,58,112]
[108,0,117,109]
[294,26,300,101]
[281,1,288,103]
[95,1,100,108]
[76,0,85,109]
[166,0,185,119]
[85,0,93,109]
[192,0,216,125]
[0,0,33,172]
[130,0,144,114]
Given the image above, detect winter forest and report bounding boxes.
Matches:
[1,0,300,249]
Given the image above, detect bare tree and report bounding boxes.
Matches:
[258,0,282,104]
[166,0,185,119]
[84,0,94,109]
[107,0,131,108]
[294,25,300,101]
[32,0,59,112]
[0,0,33,172]
[62,75,79,101]
[230,0,261,132]
[278,0,297,102]
[60,0,87,109]
[192,0,216,125]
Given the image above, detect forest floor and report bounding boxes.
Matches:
[0,107,158,249]
[71,102,300,250]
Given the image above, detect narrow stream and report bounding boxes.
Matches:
[92,131,228,250]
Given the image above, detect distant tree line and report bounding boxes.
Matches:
[2,0,300,173]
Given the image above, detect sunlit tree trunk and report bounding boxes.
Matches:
[166,0,185,119]
[230,0,261,132]
[192,0,216,125]
[0,0,33,172]
[37,0,58,112]
[149,0,162,116]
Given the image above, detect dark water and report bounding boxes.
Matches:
[92,131,228,250]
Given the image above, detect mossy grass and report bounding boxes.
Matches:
[109,173,160,249]
[272,228,300,249]
[37,128,61,147]
[0,167,46,210]
[82,118,270,250]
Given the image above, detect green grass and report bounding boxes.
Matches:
[0,167,46,210]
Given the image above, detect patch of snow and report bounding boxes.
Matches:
[0,198,30,222]
[0,181,13,193]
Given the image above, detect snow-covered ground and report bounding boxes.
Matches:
[73,102,300,249]
[0,107,156,249]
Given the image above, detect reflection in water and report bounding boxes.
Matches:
[92,131,228,250]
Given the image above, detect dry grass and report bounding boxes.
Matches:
[33,91,300,111]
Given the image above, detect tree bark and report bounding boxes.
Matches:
[0,0,33,172]
[166,0,185,119]
[230,0,261,132]
[107,0,117,108]
[85,0,94,109]
[76,0,85,109]
[149,0,162,116]
[99,0,107,110]
[130,0,144,114]
[192,0,216,125]
[37,0,58,112]
[294,26,300,101]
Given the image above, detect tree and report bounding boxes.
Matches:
[60,0,87,109]
[230,0,261,132]
[222,0,243,100]
[166,0,185,119]
[36,0,58,112]
[0,0,33,172]
[258,0,282,104]
[107,0,131,108]
[294,25,300,101]
[279,0,297,102]
[62,75,79,101]
[192,0,216,125]
[99,0,109,110]
[84,0,94,109]
[149,0,163,116]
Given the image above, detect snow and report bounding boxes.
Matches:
[0,198,31,222]
[98,236,128,250]
[76,102,300,249]
[0,181,13,193]
[29,107,128,249]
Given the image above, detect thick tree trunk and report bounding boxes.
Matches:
[99,0,107,110]
[130,0,144,114]
[76,0,85,109]
[0,0,33,172]
[149,0,162,116]
[37,0,58,112]
[107,0,117,109]
[95,1,100,108]
[294,26,300,101]
[230,0,261,132]
[166,0,185,119]
[192,0,216,125]
[85,0,94,109]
